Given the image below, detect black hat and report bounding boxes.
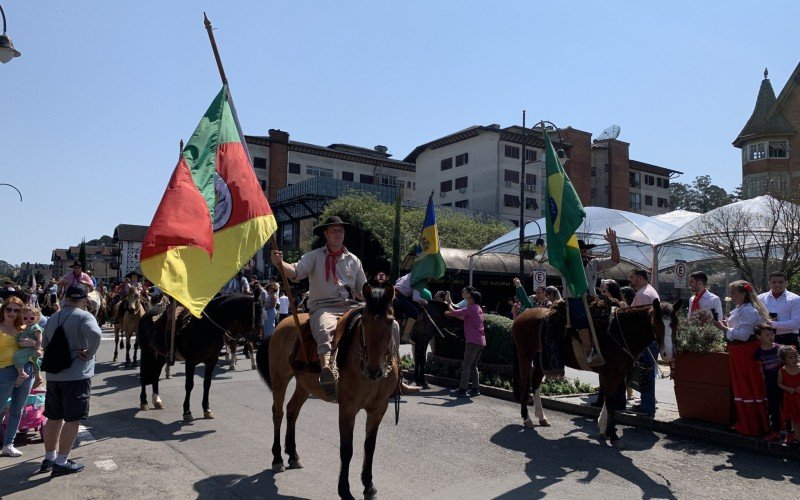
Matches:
[125,271,143,280]
[70,261,83,268]
[66,283,88,300]
[312,216,352,238]
[577,239,596,250]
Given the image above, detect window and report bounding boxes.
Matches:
[591,167,596,177]
[376,174,397,186]
[504,170,520,183]
[288,162,301,174]
[525,197,538,210]
[253,157,267,169]
[360,174,374,184]
[629,172,640,188]
[749,142,766,161]
[259,179,267,190]
[504,194,520,207]
[505,145,520,159]
[657,177,669,189]
[455,153,469,167]
[455,176,468,189]
[769,141,788,158]
[306,166,333,178]
[629,193,641,210]
[455,200,469,208]
[281,223,294,245]
[440,180,452,193]
[525,149,537,162]
[645,195,653,206]
[441,157,453,171]
[657,197,669,208]
[442,203,452,207]
[525,173,537,187]
[591,188,597,199]
[644,175,655,186]
[341,171,354,182]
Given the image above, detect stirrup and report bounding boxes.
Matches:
[587,350,605,368]
[319,366,338,402]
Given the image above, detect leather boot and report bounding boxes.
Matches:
[579,329,605,368]
[401,318,416,343]
[319,353,338,402]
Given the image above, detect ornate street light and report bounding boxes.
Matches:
[0,4,21,64]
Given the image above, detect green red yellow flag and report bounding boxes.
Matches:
[410,193,446,292]
[543,130,588,297]
[140,85,277,316]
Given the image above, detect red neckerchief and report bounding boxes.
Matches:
[691,289,706,313]
[325,246,345,283]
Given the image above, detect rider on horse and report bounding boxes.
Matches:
[58,261,94,298]
[392,272,428,343]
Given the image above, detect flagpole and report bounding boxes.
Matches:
[164,138,186,379]
[203,13,227,85]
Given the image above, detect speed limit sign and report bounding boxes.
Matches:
[674,260,687,289]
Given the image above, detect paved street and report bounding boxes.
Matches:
[1,333,798,499]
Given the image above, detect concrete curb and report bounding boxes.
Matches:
[408,371,800,460]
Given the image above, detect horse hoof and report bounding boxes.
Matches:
[112,356,118,362]
[272,462,285,473]
[364,486,377,499]
[183,412,194,422]
[203,410,215,419]
[539,419,550,427]
[611,439,624,449]
[523,418,535,429]
[287,459,303,469]
[124,362,131,368]
[165,372,172,379]
[153,401,164,410]
[139,403,149,411]
[119,340,124,349]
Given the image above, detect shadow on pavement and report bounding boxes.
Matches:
[194,471,306,499]
[711,448,800,483]
[0,459,54,498]
[416,388,474,407]
[89,407,216,443]
[490,417,676,499]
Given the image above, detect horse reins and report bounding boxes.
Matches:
[357,321,394,380]
[200,301,260,344]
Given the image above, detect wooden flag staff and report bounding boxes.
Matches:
[165,138,185,379]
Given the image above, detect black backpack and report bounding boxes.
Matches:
[41,310,75,374]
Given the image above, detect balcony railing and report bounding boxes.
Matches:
[276,177,399,204]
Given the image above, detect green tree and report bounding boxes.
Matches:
[78,239,87,270]
[669,175,733,212]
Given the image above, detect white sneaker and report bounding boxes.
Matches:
[1,444,22,457]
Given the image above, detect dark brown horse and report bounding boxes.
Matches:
[257,283,398,500]
[511,297,680,445]
[410,300,463,387]
[138,293,262,420]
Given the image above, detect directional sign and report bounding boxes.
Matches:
[674,260,687,289]
[532,269,547,289]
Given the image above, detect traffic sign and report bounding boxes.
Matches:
[674,260,687,289]
[532,269,547,289]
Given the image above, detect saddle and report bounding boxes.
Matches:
[542,296,618,371]
[289,308,362,373]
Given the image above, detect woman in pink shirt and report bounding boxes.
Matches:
[445,287,485,397]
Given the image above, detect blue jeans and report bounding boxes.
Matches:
[0,364,35,446]
[637,341,659,413]
[567,298,589,329]
[263,308,277,339]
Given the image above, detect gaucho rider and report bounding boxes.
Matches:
[561,229,620,368]
[271,216,418,400]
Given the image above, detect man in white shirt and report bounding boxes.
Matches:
[759,271,800,349]
[278,290,290,322]
[687,271,723,321]
[393,272,428,342]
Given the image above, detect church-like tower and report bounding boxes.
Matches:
[733,66,799,198]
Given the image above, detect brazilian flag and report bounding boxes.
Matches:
[410,194,446,292]
[543,130,588,297]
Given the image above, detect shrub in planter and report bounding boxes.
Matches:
[432,313,515,365]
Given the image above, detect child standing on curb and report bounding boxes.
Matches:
[754,324,783,441]
[446,288,485,397]
[778,346,800,445]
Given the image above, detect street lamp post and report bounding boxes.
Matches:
[0,4,21,64]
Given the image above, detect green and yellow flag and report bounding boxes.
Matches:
[410,193,446,292]
[543,130,588,297]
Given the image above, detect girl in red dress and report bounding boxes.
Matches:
[778,346,800,445]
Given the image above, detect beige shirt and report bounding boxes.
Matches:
[293,246,367,312]
[561,257,616,299]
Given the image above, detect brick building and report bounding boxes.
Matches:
[734,65,800,198]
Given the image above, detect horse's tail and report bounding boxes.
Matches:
[511,340,521,403]
[256,333,273,391]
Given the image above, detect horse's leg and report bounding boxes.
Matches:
[338,405,358,500]
[532,354,549,426]
[113,325,119,362]
[183,360,196,421]
[228,338,236,371]
[248,340,256,370]
[518,345,534,428]
[285,384,310,469]
[201,359,215,419]
[153,357,164,409]
[361,405,388,499]
[270,374,288,473]
[139,376,149,411]
[413,335,429,387]
[133,332,139,365]
[598,372,621,445]
[125,331,132,367]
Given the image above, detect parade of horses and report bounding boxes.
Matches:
[3,4,800,499]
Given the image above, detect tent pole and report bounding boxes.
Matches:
[468,255,474,287]
[652,244,659,290]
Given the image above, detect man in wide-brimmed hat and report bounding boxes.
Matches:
[57,261,94,297]
[272,216,366,400]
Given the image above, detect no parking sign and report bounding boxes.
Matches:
[532,269,547,289]
[674,260,687,289]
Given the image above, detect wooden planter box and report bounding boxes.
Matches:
[673,351,734,425]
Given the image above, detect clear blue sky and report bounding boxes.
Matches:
[1,1,798,265]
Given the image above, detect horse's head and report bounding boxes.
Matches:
[360,282,396,381]
[126,287,142,312]
[651,299,682,363]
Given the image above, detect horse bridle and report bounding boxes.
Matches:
[357,321,394,379]
[199,299,260,343]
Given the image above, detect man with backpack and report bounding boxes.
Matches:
[39,283,102,476]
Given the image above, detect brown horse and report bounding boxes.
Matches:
[114,288,144,367]
[257,283,398,500]
[410,300,463,387]
[511,297,680,445]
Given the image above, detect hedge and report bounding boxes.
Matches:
[432,313,515,365]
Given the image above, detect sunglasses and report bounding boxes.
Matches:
[22,316,37,321]
[4,308,21,314]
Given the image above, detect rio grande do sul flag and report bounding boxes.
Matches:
[140,85,276,316]
[543,130,588,297]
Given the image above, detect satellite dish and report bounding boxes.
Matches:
[597,125,621,141]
